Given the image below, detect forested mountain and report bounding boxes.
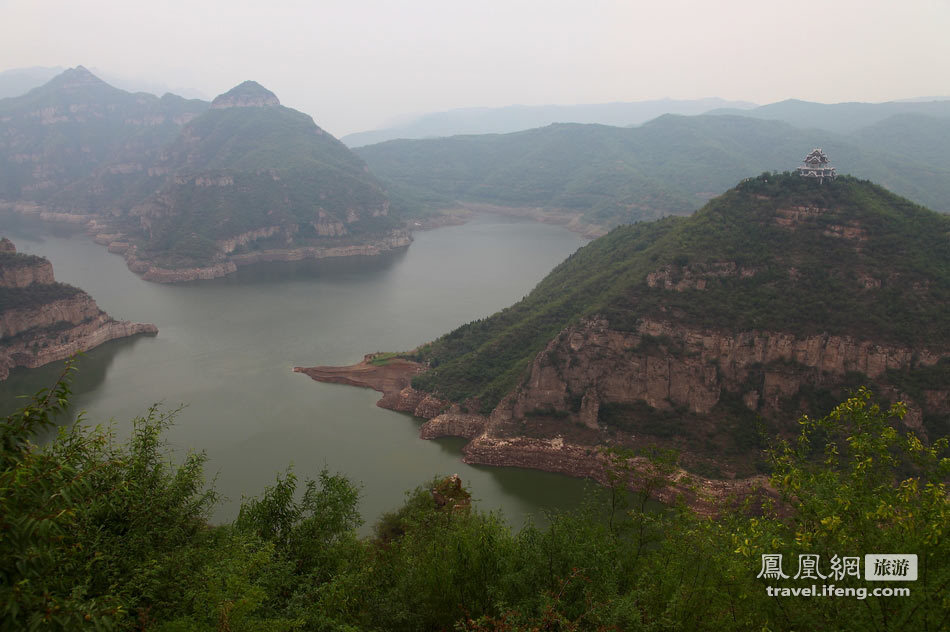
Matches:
[402,174,949,476]
[0,69,405,279]
[358,113,950,234]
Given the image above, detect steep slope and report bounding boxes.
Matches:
[357,114,950,234]
[0,237,157,380]
[304,174,950,480]
[117,81,405,276]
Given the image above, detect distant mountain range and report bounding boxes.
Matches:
[707,98,950,134]
[358,111,950,234]
[0,67,404,281]
[0,65,207,100]
[340,98,758,147]
[342,96,950,147]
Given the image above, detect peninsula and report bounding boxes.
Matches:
[0,237,157,380]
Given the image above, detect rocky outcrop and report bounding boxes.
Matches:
[0,316,158,380]
[646,262,757,292]
[228,230,412,267]
[0,239,157,380]
[0,294,101,339]
[294,350,774,514]
[210,81,280,109]
[513,317,942,419]
[0,245,55,288]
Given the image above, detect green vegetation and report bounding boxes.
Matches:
[136,103,398,266]
[0,252,47,269]
[411,174,950,410]
[0,282,82,315]
[3,369,947,630]
[357,113,950,228]
[368,352,402,366]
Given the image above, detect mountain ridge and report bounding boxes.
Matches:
[358,113,950,234]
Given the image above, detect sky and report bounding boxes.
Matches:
[2,0,949,137]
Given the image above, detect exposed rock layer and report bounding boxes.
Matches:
[0,240,157,380]
[294,353,771,513]
[296,314,948,511]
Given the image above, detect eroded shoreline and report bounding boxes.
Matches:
[294,356,771,515]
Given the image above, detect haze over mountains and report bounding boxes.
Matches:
[340,98,758,147]
[0,67,404,281]
[359,112,950,235]
[3,65,950,283]
[0,65,207,100]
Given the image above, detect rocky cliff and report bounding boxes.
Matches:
[0,239,157,380]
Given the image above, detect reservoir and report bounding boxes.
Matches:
[0,214,596,528]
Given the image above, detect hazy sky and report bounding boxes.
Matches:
[2,0,949,136]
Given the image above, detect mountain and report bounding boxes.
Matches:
[0,69,407,281]
[341,98,758,147]
[358,114,950,235]
[116,80,405,277]
[708,98,950,134]
[0,66,208,211]
[307,174,950,480]
[0,237,156,380]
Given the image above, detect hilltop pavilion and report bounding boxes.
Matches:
[797,148,837,183]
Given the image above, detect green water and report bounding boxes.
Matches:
[0,214,600,529]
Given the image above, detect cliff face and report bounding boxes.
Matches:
[375,311,948,484]
[0,239,157,380]
[516,318,941,418]
[295,356,770,512]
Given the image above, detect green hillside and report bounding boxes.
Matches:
[133,89,396,265]
[358,114,950,229]
[410,174,950,409]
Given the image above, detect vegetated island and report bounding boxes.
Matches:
[0,67,409,282]
[0,237,156,380]
[297,172,950,505]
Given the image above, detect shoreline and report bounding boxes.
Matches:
[294,356,772,515]
[0,200,594,284]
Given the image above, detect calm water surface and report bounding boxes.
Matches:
[0,215,600,529]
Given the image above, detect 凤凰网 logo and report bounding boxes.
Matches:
[757,554,917,582]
